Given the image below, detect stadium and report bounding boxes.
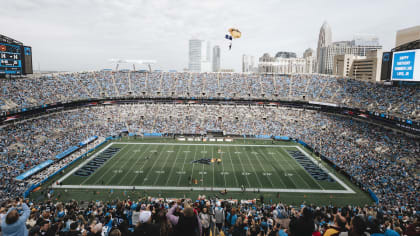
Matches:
[1,4,419,236]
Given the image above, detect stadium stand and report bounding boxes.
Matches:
[0,72,418,120]
[1,105,418,207]
[0,73,418,236]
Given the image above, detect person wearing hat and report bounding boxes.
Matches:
[1,198,30,236]
[132,210,160,235]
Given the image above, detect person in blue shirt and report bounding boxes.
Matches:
[1,198,30,236]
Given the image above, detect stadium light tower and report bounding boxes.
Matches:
[109,59,157,72]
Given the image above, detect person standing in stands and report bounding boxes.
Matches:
[288,207,315,236]
[1,198,30,236]
[166,201,201,236]
[199,207,211,236]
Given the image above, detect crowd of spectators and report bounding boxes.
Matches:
[0,104,418,210]
[0,72,418,120]
[0,196,419,236]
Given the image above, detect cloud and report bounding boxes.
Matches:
[1,0,419,71]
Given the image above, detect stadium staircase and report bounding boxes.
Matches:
[158,72,163,96]
[128,71,133,94]
[288,79,293,98]
[93,73,107,97]
[76,75,93,98]
[317,81,328,101]
[112,73,120,97]
[202,73,207,96]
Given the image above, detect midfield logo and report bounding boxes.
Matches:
[191,158,212,165]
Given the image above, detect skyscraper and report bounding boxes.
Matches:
[242,55,256,73]
[316,22,332,73]
[212,45,220,72]
[188,39,211,72]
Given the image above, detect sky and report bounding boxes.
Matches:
[1,0,419,72]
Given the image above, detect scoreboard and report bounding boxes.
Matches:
[0,43,23,75]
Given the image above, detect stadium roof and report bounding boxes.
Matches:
[392,39,420,52]
[0,34,23,45]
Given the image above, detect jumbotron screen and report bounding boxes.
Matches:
[391,49,420,82]
[0,43,22,75]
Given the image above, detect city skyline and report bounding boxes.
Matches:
[1,0,419,72]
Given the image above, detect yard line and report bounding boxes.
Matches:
[257,147,288,188]
[176,145,191,186]
[189,145,199,186]
[100,144,138,185]
[232,146,251,188]
[141,145,170,185]
[127,145,156,186]
[277,147,322,190]
[217,145,227,188]
[267,147,299,188]
[201,144,206,188]
[80,144,128,185]
[242,146,264,188]
[165,145,185,186]
[117,144,153,186]
[252,147,275,188]
[295,146,353,192]
[225,146,240,187]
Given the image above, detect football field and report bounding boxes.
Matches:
[55,140,354,194]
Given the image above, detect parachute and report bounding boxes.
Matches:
[225,28,241,50]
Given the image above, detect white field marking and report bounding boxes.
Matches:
[242,147,264,188]
[117,142,297,148]
[220,172,229,175]
[52,184,355,194]
[183,151,191,153]
[295,146,354,193]
[242,172,251,176]
[153,146,176,186]
[189,145,199,185]
[226,146,240,187]
[86,145,132,185]
[115,144,152,186]
[133,150,142,153]
[232,145,250,187]
[150,150,157,152]
[155,171,165,174]
[268,152,275,155]
[164,146,183,186]
[176,145,191,186]
[262,173,272,176]
[125,145,154,186]
[276,147,317,189]
[251,152,258,154]
[272,147,312,189]
[167,150,174,153]
[141,145,168,185]
[259,149,288,187]
[176,171,186,174]
[285,173,293,177]
[127,145,156,186]
[234,152,241,154]
[252,149,275,188]
[55,143,114,184]
[201,151,208,154]
[199,171,207,175]
[134,170,144,174]
[113,170,123,174]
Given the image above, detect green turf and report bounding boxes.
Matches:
[30,138,373,206]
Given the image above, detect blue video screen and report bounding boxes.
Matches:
[0,43,22,75]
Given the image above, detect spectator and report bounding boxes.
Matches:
[167,202,201,236]
[1,199,30,236]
